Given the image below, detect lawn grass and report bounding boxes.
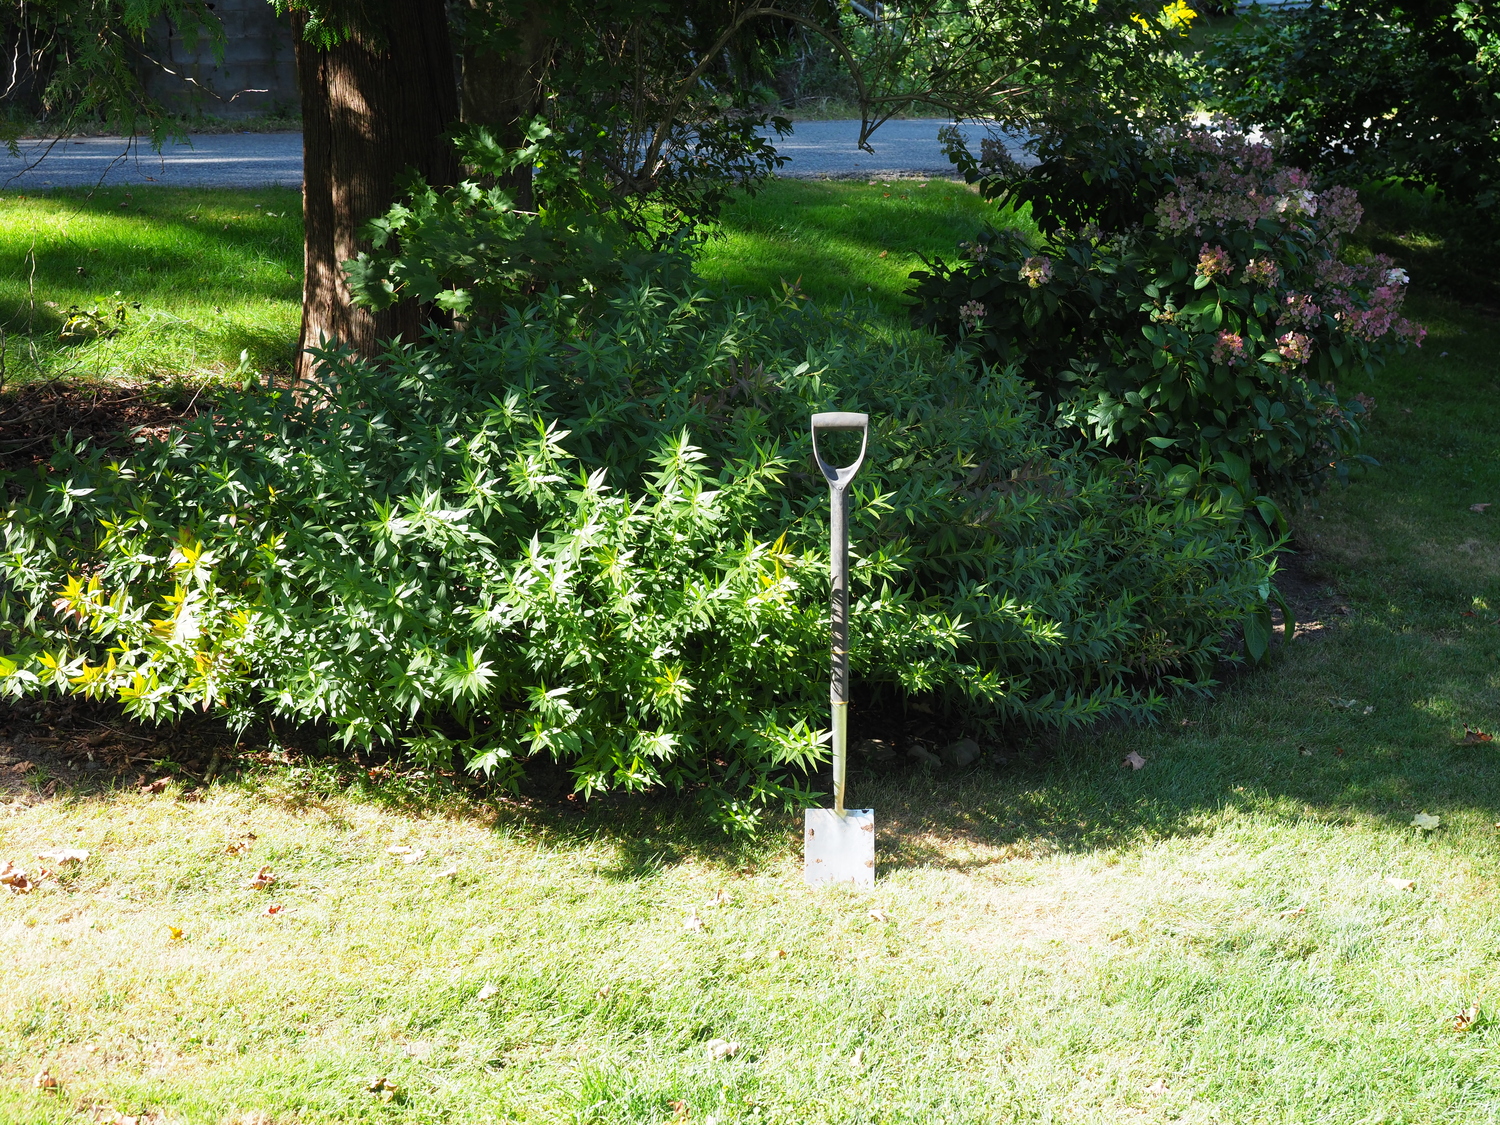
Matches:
[0,187,302,387]
[696,176,1018,318]
[2,186,1500,1123]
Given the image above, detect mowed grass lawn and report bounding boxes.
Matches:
[2,184,1500,1123]
[0,187,302,385]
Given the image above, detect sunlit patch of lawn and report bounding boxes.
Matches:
[0,187,302,387]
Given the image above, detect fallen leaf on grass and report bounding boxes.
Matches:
[1299,746,1314,756]
[670,1100,690,1120]
[1471,503,1491,513]
[849,1047,865,1069]
[166,925,183,941]
[1145,1079,1169,1096]
[36,848,88,865]
[1460,726,1495,745]
[433,865,459,879]
[1385,877,1417,891]
[1122,752,1147,770]
[386,845,425,864]
[869,908,889,923]
[1453,1003,1481,1032]
[225,834,256,856]
[139,778,169,795]
[365,1076,398,1101]
[1412,812,1441,831]
[705,890,732,907]
[705,1038,741,1061]
[476,984,499,1001]
[1278,906,1307,918]
[768,948,788,961]
[262,903,284,917]
[33,1067,59,1091]
[246,865,276,890]
[1,860,32,894]
[683,909,705,933]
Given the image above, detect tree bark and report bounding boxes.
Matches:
[459,2,551,210]
[294,1,460,380]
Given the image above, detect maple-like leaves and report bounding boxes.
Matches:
[1122,751,1147,770]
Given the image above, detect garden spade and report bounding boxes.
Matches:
[804,411,875,889]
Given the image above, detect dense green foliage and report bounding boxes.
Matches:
[1204,1,1500,209]
[909,127,1424,512]
[1,284,1272,813]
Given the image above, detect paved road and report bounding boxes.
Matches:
[1,120,1021,190]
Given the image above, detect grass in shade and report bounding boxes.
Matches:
[0,187,302,387]
[695,175,1024,318]
[1,184,1498,1123]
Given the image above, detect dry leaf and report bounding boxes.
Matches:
[849,1047,865,1069]
[1385,877,1417,891]
[33,1067,60,1091]
[225,833,256,855]
[387,845,425,864]
[1122,751,1147,771]
[0,860,32,894]
[1460,726,1495,745]
[36,848,88,865]
[1471,503,1491,513]
[1278,906,1307,918]
[768,948,788,960]
[1453,1003,1481,1032]
[246,865,276,890]
[670,1099,691,1120]
[139,778,169,795]
[386,844,414,855]
[869,907,889,923]
[1299,746,1314,756]
[705,1038,741,1061]
[705,890,732,907]
[1145,1079,1169,1096]
[262,903,284,916]
[166,925,184,941]
[365,1076,398,1102]
[596,984,612,999]
[476,983,499,1001]
[1411,812,1441,831]
[878,250,889,258]
[683,909,705,933]
[434,865,459,879]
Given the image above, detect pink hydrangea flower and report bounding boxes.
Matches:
[958,300,986,330]
[1197,244,1233,280]
[1212,331,1246,367]
[1242,257,1281,287]
[1276,331,1313,364]
[1019,256,1054,288]
[1280,292,1322,328]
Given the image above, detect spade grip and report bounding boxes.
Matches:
[811,411,869,816]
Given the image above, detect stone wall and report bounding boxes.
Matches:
[141,0,299,119]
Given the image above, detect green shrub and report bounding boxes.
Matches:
[910,126,1424,507]
[1,284,1272,817]
[1204,2,1500,210]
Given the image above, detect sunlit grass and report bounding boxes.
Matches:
[0,187,302,387]
[697,176,1026,318]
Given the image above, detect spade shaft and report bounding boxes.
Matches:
[810,411,869,817]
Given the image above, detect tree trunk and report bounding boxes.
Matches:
[294,2,460,380]
[459,2,551,211]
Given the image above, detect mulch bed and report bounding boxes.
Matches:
[0,381,212,475]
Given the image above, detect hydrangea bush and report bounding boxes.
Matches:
[911,126,1423,508]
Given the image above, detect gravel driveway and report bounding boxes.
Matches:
[2,120,1022,190]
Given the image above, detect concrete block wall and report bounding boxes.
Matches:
[142,0,299,119]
